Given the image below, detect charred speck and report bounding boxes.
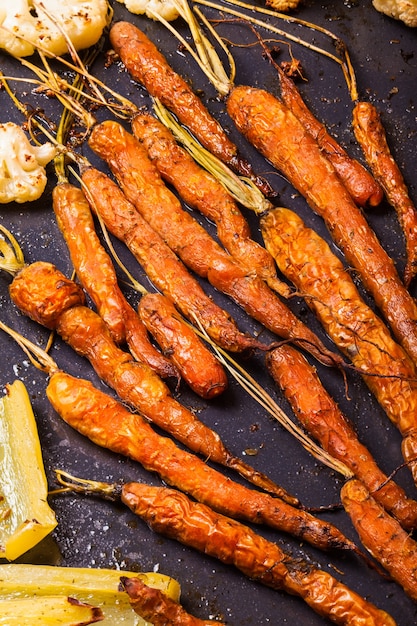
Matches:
[401,49,414,64]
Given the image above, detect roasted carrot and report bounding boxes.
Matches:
[261,206,417,479]
[109,21,273,197]
[55,470,396,626]
[52,181,179,382]
[88,120,345,370]
[47,369,358,553]
[341,478,417,602]
[276,66,383,207]
[120,576,224,626]
[9,260,290,499]
[53,179,229,398]
[131,112,290,298]
[266,344,417,531]
[227,85,417,367]
[80,166,265,355]
[138,291,228,399]
[353,101,417,287]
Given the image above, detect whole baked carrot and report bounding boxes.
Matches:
[138,291,227,399]
[261,207,417,482]
[353,101,417,287]
[88,120,345,370]
[9,260,288,499]
[131,112,290,298]
[276,66,383,208]
[48,369,358,553]
[53,180,228,398]
[56,469,396,626]
[266,344,417,531]
[227,85,417,367]
[52,181,179,382]
[341,478,417,602]
[109,21,273,197]
[120,577,224,626]
[81,166,265,355]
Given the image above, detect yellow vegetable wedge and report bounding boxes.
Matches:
[0,564,181,625]
[0,380,58,560]
[0,595,104,625]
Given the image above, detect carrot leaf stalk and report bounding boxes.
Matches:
[0,225,25,276]
[152,98,272,214]
[193,0,358,99]
[196,322,353,478]
[146,0,234,96]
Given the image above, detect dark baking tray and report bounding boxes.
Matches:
[0,0,416,623]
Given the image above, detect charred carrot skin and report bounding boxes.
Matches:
[131,112,290,298]
[277,67,383,208]
[109,21,273,197]
[81,166,264,355]
[261,207,417,476]
[138,292,228,400]
[266,345,417,531]
[353,101,417,287]
[88,120,345,370]
[52,182,179,382]
[227,85,417,367]
[9,261,287,497]
[120,483,395,626]
[47,369,359,553]
[341,479,417,602]
[120,576,223,626]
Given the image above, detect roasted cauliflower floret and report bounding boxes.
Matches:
[0,0,110,58]
[373,0,417,26]
[115,0,180,21]
[265,0,302,12]
[0,123,56,204]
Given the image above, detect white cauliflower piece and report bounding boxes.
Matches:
[0,123,57,204]
[373,0,417,26]
[0,0,110,58]
[116,0,180,21]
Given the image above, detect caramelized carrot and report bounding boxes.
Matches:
[88,120,345,370]
[138,291,228,399]
[121,485,394,626]
[353,101,417,286]
[261,207,417,473]
[81,166,264,355]
[9,260,288,499]
[52,181,179,382]
[56,468,395,625]
[109,21,273,197]
[48,369,358,553]
[53,179,227,398]
[227,85,417,367]
[266,344,417,531]
[131,112,290,298]
[341,478,417,602]
[120,577,224,626]
[276,66,383,207]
